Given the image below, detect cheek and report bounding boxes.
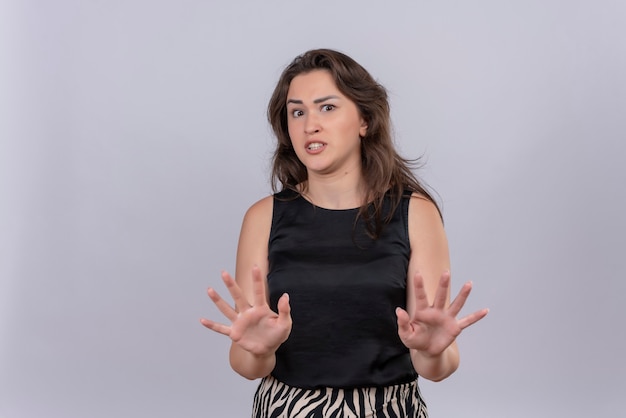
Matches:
[342,118,365,138]
[287,120,300,139]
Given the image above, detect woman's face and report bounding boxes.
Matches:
[285,70,367,177]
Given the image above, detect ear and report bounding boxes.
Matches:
[359,119,368,138]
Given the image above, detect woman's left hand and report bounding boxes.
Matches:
[396,271,488,357]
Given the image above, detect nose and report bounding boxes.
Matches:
[304,113,321,135]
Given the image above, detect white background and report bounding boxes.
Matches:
[1,1,625,417]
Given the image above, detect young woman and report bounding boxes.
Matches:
[201,49,488,418]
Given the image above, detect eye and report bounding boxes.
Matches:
[321,104,335,112]
[291,109,304,118]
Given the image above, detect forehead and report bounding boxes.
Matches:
[287,70,341,99]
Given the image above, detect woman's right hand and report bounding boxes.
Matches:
[200,266,292,357]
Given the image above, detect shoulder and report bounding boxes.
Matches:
[236,195,274,281]
[243,189,301,228]
[408,193,442,222]
[406,194,450,293]
[242,195,274,228]
[407,192,446,249]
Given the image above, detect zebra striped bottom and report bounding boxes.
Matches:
[252,375,428,418]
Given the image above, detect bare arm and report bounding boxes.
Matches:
[201,196,292,380]
[398,194,488,382]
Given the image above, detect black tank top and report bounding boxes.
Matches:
[267,189,417,389]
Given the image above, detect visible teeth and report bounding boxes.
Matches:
[307,143,324,150]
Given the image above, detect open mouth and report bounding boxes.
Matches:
[307,142,325,151]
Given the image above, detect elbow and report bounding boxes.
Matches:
[229,361,259,381]
[419,361,459,382]
[233,366,262,381]
[412,345,460,382]
[229,350,258,380]
[228,344,275,380]
[422,368,455,382]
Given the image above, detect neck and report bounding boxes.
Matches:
[303,164,366,210]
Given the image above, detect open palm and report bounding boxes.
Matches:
[200,267,292,356]
[396,272,488,357]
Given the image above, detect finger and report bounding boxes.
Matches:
[251,265,268,307]
[447,281,473,317]
[207,287,238,322]
[277,293,292,327]
[222,271,251,312]
[395,307,412,336]
[199,317,232,337]
[432,271,451,310]
[458,308,489,329]
[412,272,430,311]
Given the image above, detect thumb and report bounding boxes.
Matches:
[395,307,411,335]
[277,293,292,325]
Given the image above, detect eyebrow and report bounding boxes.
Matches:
[286,95,340,105]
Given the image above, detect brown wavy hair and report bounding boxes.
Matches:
[268,48,441,238]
